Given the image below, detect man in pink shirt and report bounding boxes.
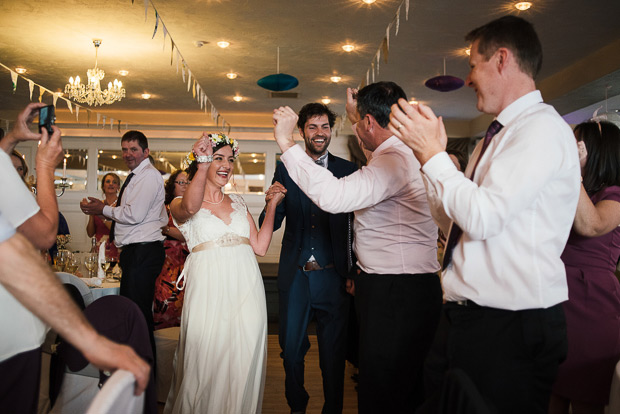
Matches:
[270,82,442,413]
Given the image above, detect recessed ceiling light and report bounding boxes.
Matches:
[465,48,471,56]
[321,98,331,105]
[252,159,258,164]
[217,41,230,48]
[409,99,418,105]
[141,93,151,100]
[330,76,342,83]
[15,67,27,74]
[118,70,129,76]
[233,96,243,102]
[362,0,376,3]
[111,155,118,159]
[342,44,355,53]
[514,2,532,10]
[226,72,238,80]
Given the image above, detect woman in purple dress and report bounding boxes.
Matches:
[550,120,620,414]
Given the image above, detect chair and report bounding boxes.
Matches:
[55,272,94,307]
[85,370,144,414]
[607,360,620,413]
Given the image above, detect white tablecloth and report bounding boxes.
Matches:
[89,281,121,301]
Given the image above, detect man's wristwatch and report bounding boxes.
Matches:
[196,155,213,163]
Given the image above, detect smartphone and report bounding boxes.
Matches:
[38,105,56,135]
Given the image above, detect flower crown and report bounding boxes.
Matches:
[182,133,240,168]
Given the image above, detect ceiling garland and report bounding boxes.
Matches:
[334,0,410,136]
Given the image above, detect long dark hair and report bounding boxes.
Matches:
[576,120,620,195]
[164,169,187,205]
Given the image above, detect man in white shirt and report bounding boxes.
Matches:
[271,82,442,414]
[389,16,580,413]
[0,104,149,413]
[81,131,167,352]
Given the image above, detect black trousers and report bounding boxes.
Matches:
[119,241,165,357]
[0,347,41,414]
[420,302,568,414]
[355,272,442,414]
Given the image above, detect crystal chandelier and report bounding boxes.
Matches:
[65,39,126,106]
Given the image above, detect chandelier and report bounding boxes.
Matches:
[65,39,126,106]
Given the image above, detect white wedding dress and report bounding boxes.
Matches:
[164,194,267,414]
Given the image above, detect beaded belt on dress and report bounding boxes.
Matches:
[192,233,250,252]
[175,234,250,291]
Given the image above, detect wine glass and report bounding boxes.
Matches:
[65,256,79,274]
[56,250,72,272]
[83,253,98,278]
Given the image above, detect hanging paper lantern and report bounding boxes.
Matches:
[257,73,299,91]
[424,75,464,92]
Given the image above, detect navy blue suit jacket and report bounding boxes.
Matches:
[260,152,357,291]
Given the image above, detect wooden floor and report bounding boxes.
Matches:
[159,334,359,413]
[263,335,359,414]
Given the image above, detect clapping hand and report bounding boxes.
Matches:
[272,106,298,153]
[346,88,361,125]
[389,99,447,166]
[80,197,105,215]
[265,181,287,207]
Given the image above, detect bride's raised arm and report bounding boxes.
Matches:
[247,182,286,256]
[170,134,212,224]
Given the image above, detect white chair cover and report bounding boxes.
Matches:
[55,272,94,307]
[86,370,144,414]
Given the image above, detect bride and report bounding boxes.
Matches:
[164,133,285,413]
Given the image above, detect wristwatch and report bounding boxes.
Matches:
[196,155,213,163]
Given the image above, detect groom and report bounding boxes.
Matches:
[260,103,357,414]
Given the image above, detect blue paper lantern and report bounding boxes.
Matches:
[257,73,299,92]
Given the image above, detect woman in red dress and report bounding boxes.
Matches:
[153,169,190,329]
[86,172,120,261]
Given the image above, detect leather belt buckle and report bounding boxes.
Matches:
[303,261,321,272]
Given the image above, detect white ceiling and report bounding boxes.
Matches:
[1,0,619,136]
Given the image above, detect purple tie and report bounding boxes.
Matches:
[442,120,503,270]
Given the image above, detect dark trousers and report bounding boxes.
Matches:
[419,302,568,414]
[119,241,165,357]
[355,272,442,414]
[0,347,41,414]
[279,267,350,414]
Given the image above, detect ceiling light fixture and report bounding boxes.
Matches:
[321,98,331,105]
[424,58,464,92]
[217,41,230,48]
[141,93,151,100]
[330,76,342,83]
[362,0,376,3]
[226,72,238,79]
[514,2,532,10]
[15,67,27,74]
[233,96,243,102]
[342,44,355,52]
[118,70,129,76]
[257,47,299,92]
[65,39,126,106]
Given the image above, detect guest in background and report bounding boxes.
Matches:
[446,148,466,172]
[85,172,121,262]
[80,130,167,357]
[550,120,620,414]
[10,149,28,181]
[153,169,189,329]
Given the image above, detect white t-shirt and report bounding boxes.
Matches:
[0,149,49,361]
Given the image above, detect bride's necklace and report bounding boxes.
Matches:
[203,191,224,205]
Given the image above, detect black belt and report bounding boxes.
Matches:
[124,240,164,248]
[448,300,482,308]
[299,261,335,272]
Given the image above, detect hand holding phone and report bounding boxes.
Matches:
[38,105,56,135]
